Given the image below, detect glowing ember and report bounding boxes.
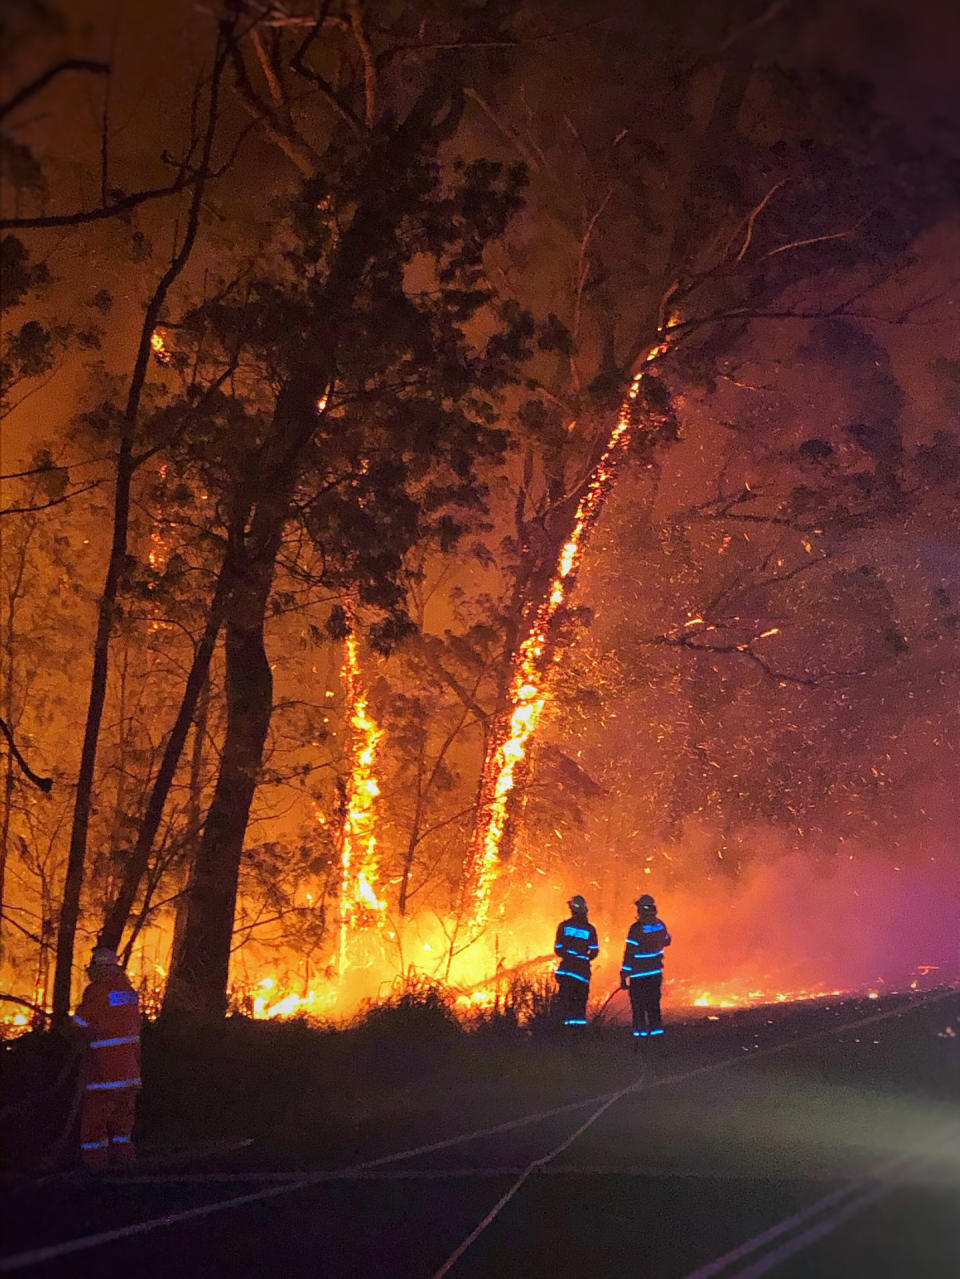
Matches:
[462,335,673,932]
[336,629,386,975]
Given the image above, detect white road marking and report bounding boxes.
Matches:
[684,1123,959,1278]
[0,990,954,1274]
[425,988,958,1278]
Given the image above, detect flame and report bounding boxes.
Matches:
[685,984,845,1010]
[150,330,170,364]
[462,338,672,932]
[336,629,386,975]
[147,465,170,574]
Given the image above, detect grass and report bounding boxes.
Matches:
[4,984,955,1178]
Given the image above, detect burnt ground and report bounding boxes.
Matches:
[1,989,959,1278]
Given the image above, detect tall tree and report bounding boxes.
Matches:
[47,17,235,1020]
[446,0,960,935]
[160,5,543,1016]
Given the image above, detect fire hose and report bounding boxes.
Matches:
[593,985,629,1022]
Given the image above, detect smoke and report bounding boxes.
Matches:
[120,826,958,1027]
[664,850,959,997]
[483,822,960,1010]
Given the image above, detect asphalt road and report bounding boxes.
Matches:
[2,990,958,1279]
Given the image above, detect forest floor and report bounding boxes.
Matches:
[2,988,959,1277]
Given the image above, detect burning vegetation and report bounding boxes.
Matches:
[1,0,959,1035]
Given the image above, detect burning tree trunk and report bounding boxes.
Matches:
[459,348,673,933]
[335,626,386,976]
[454,8,775,938]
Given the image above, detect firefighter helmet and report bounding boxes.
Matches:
[636,894,656,911]
[568,894,588,914]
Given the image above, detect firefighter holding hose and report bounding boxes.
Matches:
[554,894,599,1026]
[620,894,671,1040]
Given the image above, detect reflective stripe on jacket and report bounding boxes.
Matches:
[620,917,671,979]
[73,970,141,1090]
[554,917,599,983]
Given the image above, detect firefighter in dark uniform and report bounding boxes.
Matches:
[620,894,671,1040]
[554,894,599,1026]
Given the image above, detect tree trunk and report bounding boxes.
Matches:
[160,69,469,1017]
[0,521,30,963]
[170,674,211,969]
[99,570,229,950]
[50,24,231,1019]
[162,504,288,1017]
[459,20,772,932]
[51,435,137,1018]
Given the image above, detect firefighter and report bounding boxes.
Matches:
[554,894,599,1026]
[619,894,671,1040]
[71,945,141,1170]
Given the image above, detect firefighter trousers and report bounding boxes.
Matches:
[556,973,590,1025]
[629,973,663,1035]
[80,1086,138,1169]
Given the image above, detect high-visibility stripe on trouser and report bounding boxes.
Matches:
[628,972,664,1036]
[80,1085,137,1169]
[555,968,589,983]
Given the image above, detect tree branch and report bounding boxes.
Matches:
[0,172,209,231]
[347,0,378,128]
[289,22,365,138]
[735,179,786,261]
[0,58,109,120]
[229,22,325,174]
[0,716,53,792]
[0,480,99,518]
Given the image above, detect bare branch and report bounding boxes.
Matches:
[735,179,786,261]
[0,716,53,792]
[250,25,285,106]
[289,27,365,138]
[347,0,378,128]
[0,480,99,518]
[764,219,868,259]
[649,630,862,688]
[0,58,109,120]
[571,189,615,388]
[0,171,209,231]
[229,22,325,174]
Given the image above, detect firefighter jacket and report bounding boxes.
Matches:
[621,916,671,980]
[72,968,141,1092]
[554,916,599,984]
